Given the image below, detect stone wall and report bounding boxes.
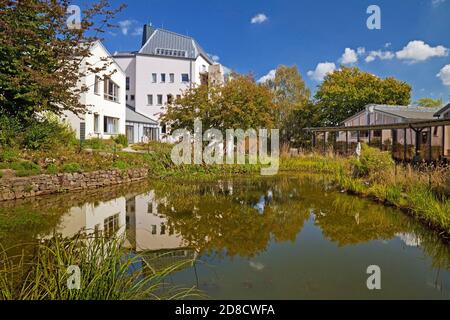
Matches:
[0,168,149,201]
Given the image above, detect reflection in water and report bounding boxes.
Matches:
[0,175,449,299]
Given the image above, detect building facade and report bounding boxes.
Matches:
[114,24,224,142]
[62,41,126,140]
[334,104,450,160]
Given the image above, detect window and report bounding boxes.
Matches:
[160,224,166,235]
[167,94,173,104]
[155,48,186,57]
[181,73,189,82]
[104,77,120,102]
[147,202,153,214]
[126,95,128,101]
[94,76,101,95]
[104,116,119,134]
[147,94,153,105]
[161,73,166,83]
[93,114,99,133]
[151,225,157,235]
[176,94,181,100]
[126,77,130,90]
[152,73,157,83]
[157,94,163,105]
[161,123,167,134]
[130,95,135,101]
[104,214,119,238]
[169,73,174,83]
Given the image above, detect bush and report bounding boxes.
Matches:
[351,144,394,178]
[46,163,58,175]
[0,149,19,163]
[9,161,41,177]
[1,114,76,151]
[62,163,81,173]
[113,134,128,148]
[22,115,76,151]
[114,160,129,170]
[0,116,21,148]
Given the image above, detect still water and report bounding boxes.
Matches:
[0,174,449,299]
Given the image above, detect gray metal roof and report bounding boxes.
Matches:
[139,26,212,63]
[434,103,450,117]
[126,105,158,125]
[371,104,441,120]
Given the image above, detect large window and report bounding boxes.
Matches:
[152,73,157,83]
[147,94,153,105]
[167,94,173,104]
[104,116,119,134]
[157,94,163,105]
[104,77,120,102]
[169,73,174,83]
[181,73,189,82]
[126,77,130,90]
[161,73,166,83]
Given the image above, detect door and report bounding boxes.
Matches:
[126,125,134,144]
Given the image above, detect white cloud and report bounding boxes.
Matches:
[257,69,276,83]
[365,50,395,63]
[384,42,392,48]
[251,13,268,24]
[118,20,133,35]
[118,20,142,36]
[357,47,366,55]
[432,0,446,7]
[208,54,220,62]
[307,62,336,82]
[396,40,448,62]
[131,27,143,37]
[437,64,450,85]
[340,48,358,64]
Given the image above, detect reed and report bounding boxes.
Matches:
[0,234,203,300]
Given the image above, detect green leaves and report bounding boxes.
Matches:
[315,67,412,126]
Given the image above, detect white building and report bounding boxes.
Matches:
[114,24,224,142]
[63,41,126,140]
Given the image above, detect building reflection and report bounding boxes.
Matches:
[44,190,196,272]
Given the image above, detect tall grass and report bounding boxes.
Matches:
[0,234,202,300]
[280,146,450,235]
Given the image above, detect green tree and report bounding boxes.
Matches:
[0,0,124,123]
[264,65,310,145]
[415,97,443,108]
[315,67,411,126]
[162,74,278,132]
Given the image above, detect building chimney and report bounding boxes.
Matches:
[141,23,155,47]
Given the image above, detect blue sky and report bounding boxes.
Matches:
[88,0,450,103]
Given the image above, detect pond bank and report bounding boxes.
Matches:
[0,168,148,201]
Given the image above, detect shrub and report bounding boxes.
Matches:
[0,149,19,163]
[114,160,129,170]
[113,134,128,148]
[22,115,76,151]
[0,116,21,148]
[350,144,394,178]
[46,163,58,175]
[62,163,81,173]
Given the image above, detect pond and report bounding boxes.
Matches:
[0,174,449,299]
